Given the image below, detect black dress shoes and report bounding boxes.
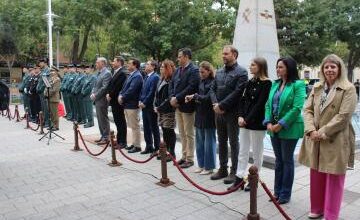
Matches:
[84,122,94,128]
[244,183,251,192]
[128,147,141,153]
[140,149,153,154]
[117,143,127,149]
[125,145,134,150]
[177,159,186,165]
[277,199,289,205]
[180,161,194,169]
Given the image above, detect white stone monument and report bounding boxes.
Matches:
[233,0,280,80]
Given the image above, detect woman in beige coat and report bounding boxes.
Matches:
[298,54,357,220]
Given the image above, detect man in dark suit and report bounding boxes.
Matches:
[169,48,200,168]
[118,58,143,153]
[106,56,128,148]
[91,57,112,145]
[139,60,160,155]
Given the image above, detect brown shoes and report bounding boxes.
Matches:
[210,168,228,180]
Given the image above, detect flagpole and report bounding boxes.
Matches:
[47,0,53,67]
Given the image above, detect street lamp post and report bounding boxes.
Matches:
[47,0,53,67]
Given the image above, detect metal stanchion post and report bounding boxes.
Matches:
[108,130,122,167]
[25,112,30,129]
[246,166,260,220]
[156,142,174,187]
[71,122,82,151]
[15,105,20,122]
[39,111,44,134]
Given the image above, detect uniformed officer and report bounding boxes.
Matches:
[70,65,86,124]
[60,65,70,118]
[36,58,50,127]
[44,66,61,130]
[81,65,97,128]
[64,65,77,121]
[19,66,32,113]
[27,64,41,122]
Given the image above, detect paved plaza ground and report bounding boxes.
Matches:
[1,105,360,220]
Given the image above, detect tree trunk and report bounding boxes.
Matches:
[71,31,80,64]
[347,48,360,82]
[78,25,92,63]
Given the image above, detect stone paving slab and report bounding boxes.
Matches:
[1,105,360,219]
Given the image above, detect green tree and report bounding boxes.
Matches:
[54,0,120,64]
[123,0,236,61]
[328,0,360,80]
[274,0,332,66]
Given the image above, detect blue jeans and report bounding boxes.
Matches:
[195,128,216,170]
[270,135,298,201]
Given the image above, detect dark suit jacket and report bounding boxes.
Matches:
[140,72,160,109]
[107,67,127,107]
[119,70,143,109]
[210,62,248,113]
[169,62,200,113]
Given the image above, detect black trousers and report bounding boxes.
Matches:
[142,108,160,151]
[215,112,239,173]
[111,103,127,145]
[29,94,41,121]
[162,127,176,157]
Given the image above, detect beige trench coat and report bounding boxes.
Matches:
[298,80,357,175]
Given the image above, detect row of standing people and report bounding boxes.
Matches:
[87,46,355,220]
[19,60,61,130]
[61,65,97,128]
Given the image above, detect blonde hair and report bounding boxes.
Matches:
[199,61,215,78]
[319,54,349,85]
[160,59,176,80]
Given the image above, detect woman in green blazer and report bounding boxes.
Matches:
[263,57,306,204]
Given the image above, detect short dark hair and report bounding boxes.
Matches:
[149,60,158,70]
[129,58,141,69]
[277,57,299,82]
[178,48,192,59]
[223,45,239,59]
[115,56,125,66]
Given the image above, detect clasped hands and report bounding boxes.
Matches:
[267,123,282,133]
[309,130,326,142]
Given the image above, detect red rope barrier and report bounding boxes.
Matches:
[117,147,158,163]
[27,116,40,131]
[77,130,109,156]
[259,179,292,220]
[167,153,245,195]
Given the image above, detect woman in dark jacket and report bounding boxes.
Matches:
[185,61,216,175]
[154,59,176,161]
[228,57,272,191]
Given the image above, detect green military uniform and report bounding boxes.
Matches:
[69,71,80,122]
[81,73,97,127]
[36,66,50,126]
[19,71,31,112]
[60,72,71,118]
[44,66,61,130]
[71,72,87,123]
[65,71,76,120]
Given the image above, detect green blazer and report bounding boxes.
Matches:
[264,80,306,139]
